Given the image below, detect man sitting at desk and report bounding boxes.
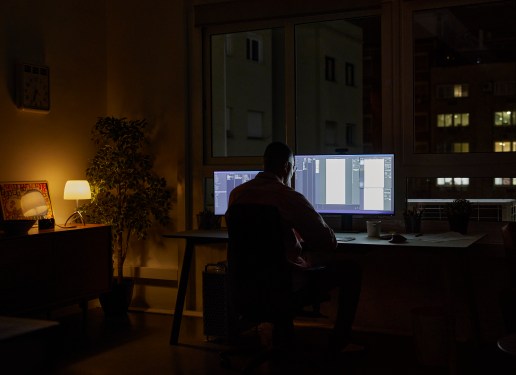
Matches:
[227,141,362,354]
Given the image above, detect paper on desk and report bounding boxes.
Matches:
[410,232,478,243]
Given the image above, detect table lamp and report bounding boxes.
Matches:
[64,180,91,227]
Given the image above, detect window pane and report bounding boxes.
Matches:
[296,17,381,154]
[413,1,516,153]
[211,29,285,157]
[407,177,516,222]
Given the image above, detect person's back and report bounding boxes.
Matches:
[226,141,363,354]
[228,142,336,267]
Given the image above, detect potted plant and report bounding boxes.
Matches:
[446,198,471,234]
[82,116,171,316]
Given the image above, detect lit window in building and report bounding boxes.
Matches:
[452,142,469,152]
[494,111,516,126]
[437,113,469,127]
[454,84,469,97]
[437,114,452,127]
[494,177,516,186]
[454,113,469,126]
[436,84,469,98]
[494,141,516,152]
[437,177,469,186]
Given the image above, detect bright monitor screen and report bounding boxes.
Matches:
[294,154,394,215]
[213,170,260,215]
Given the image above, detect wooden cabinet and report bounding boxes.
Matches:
[0,224,112,315]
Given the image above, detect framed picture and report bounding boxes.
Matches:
[0,181,54,220]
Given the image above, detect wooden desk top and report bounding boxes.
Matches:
[0,223,110,240]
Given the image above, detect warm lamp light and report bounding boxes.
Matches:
[64,180,91,227]
[21,190,48,218]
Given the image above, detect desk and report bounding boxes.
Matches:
[163,230,228,345]
[336,231,484,249]
[164,230,484,346]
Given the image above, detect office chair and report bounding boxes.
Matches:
[221,203,328,373]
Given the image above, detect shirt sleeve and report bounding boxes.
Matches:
[281,189,337,252]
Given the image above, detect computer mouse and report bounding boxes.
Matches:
[389,233,407,243]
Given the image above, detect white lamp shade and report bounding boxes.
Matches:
[21,190,48,217]
[64,180,92,200]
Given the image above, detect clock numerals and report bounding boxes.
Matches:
[17,64,50,112]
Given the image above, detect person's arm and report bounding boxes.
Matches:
[282,190,337,252]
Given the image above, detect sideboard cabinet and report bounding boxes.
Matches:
[0,224,112,315]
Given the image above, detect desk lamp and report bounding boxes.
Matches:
[64,180,91,227]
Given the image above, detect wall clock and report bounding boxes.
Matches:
[16,63,50,112]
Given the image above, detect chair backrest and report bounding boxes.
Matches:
[502,222,516,289]
[225,204,292,323]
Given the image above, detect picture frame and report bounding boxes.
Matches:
[0,181,54,220]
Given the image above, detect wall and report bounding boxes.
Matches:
[0,0,107,223]
[0,0,189,312]
[105,0,188,310]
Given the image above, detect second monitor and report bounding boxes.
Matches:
[294,153,394,217]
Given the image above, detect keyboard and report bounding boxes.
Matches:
[336,235,355,242]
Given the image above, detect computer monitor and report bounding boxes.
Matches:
[213,170,260,215]
[294,154,394,230]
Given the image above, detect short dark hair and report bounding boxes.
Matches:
[263,142,293,171]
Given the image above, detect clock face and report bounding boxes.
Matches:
[17,64,50,112]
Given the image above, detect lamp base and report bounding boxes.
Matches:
[64,211,86,227]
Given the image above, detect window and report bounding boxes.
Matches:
[325,56,336,82]
[296,18,381,154]
[324,121,337,146]
[494,178,516,186]
[437,113,469,127]
[494,111,516,126]
[436,177,470,187]
[494,141,516,152]
[413,1,516,154]
[345,62,355,86]
[494,81,516,96]
[452,142,469,153]
[207,15,380,160]
[436,84,469,99]
[246,34,263,62]
[209,29,284,157]
[247,111,264,139]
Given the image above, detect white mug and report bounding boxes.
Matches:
[366,220,381,237]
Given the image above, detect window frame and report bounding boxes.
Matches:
[401,0,516,179]
[200,5,387,166]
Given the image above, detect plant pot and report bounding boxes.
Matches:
[99,278,134,317]
[448,215,469,234]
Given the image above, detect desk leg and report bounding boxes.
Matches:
[170,240,194,345]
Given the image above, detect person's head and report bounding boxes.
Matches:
[263,142,295,186]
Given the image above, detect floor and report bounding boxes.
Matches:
[8,307,516,375]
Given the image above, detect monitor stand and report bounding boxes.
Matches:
[339,214,358,233]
